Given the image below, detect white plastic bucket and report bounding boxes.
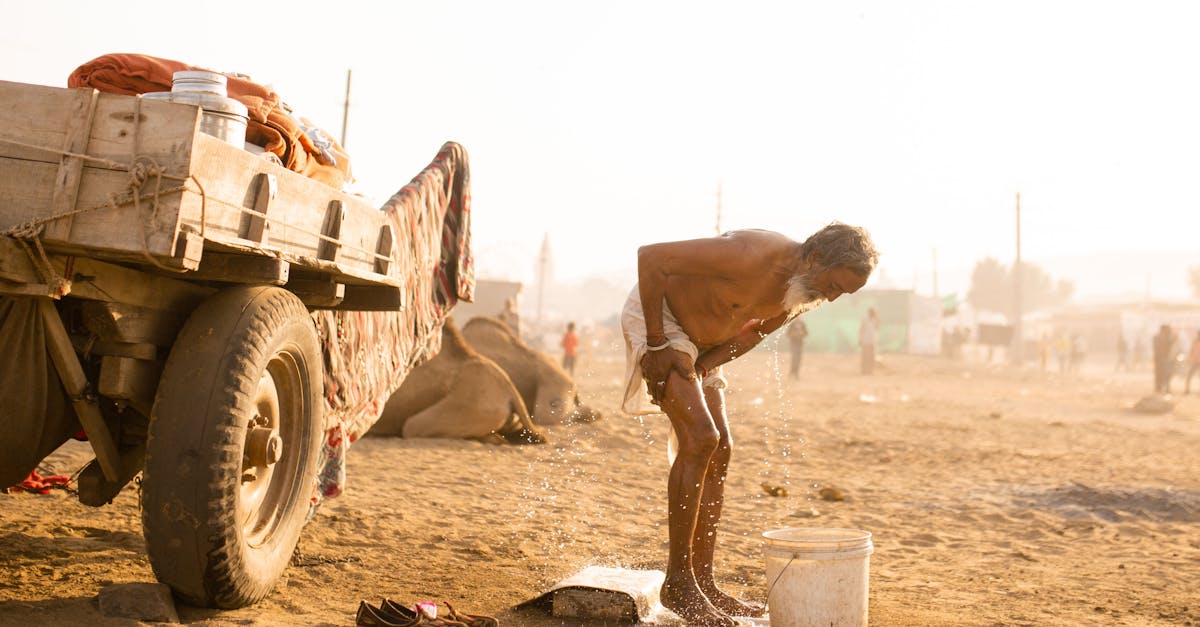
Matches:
[763,527,873,627]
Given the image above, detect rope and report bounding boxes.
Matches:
[0,99,206,276]
[1,107,393,275]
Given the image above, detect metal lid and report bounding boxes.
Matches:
[171,70,228,96]
[142,90,248,120]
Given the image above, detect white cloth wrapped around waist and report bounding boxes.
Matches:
[620,284,727,418]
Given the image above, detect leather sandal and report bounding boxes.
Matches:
[357,600,419,627]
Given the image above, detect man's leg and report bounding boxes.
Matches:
[658,367,735,627]
[690,383,766,617]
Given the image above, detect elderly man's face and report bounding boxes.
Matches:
[810,265,868,302]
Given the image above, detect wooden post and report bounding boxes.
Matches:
[374,223,394,275]
[38,298,122,481]
[242,172,277,244]
[317,199,345,262]
[42,88,100,242]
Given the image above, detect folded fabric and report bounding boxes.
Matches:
[7,469,71,495]
[68,53,352,189]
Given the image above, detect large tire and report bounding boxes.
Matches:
[142,286,322,608]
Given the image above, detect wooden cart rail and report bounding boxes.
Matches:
[0,80,401,309]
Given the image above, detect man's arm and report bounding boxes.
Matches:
[694,312,791,377]
[636,235,761,389]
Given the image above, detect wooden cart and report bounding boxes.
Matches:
[0,79,459,608]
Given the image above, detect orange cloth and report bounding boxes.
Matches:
[68,53,352,189]
[561,330,579,356]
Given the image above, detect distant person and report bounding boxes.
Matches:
[561,322,579,375]
[1185,330,1200,394]
[620,224,878,624]
[786,317,808,379]
[1039,333,1050,371]
[497,297,521,340]
[1114,333,1129,373]
[1069,334,1087,373]
[859,307,879,375]
[1152,324,1176,393]
[1054,333,1071,373]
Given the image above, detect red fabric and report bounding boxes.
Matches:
[561,331,579,356]
[7,470,70,495]
[67,53,351,189]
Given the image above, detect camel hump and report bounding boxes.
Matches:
[462,316,515,340]
[441,317,480,358]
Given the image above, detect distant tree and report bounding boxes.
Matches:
[967,257,1073,318]
[1190,265,1200,299]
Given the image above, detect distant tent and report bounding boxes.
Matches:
[799,289,943,355]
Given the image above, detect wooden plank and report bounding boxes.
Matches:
[69,335,158,360]
[0,279,58,297]
[289,278,344,307]
[42,88,100,242]
[77,441,146,507]
[0,81,198,173]
[0,156,185,259]
[241,172,276,244]
[188,251,289,285]
[1,82,397,282]
[177,133,389,279]
[50,255,213,312]
[99,355,161,417]
[37,298,122,482]
[328,285,403,311]
[0,236,42,283]
[0,83,198,260]
[79,301,186,346]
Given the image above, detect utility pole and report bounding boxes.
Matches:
[931,246,939,298]
[340,69,352,148]
[715,183,723,235]
[536,233,552,327]
[1012,192,1023,365]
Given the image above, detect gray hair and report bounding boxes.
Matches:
[799,222,879,276]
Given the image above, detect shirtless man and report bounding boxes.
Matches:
[621,223,878,625]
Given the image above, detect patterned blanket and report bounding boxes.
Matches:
[309,141,474,509]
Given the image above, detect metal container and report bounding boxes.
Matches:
[143,70,248,148]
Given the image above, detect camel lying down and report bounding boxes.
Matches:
[371,320,547,444]
[462,316,602,425]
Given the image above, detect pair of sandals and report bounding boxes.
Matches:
[356,599,498,627]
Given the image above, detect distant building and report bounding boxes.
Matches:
[448,279,522,326]
[800,289,943,355]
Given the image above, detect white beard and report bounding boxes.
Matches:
[783,273,825,317]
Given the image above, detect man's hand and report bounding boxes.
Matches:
[641,348,695,405]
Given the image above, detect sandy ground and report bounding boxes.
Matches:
[2,344,1198,626]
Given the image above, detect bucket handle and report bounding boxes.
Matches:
[765,554,797,601]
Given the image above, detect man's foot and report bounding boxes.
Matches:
[661,579,736,626]
[700,586,767,618]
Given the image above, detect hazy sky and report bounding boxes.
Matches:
[5,1,1197,299]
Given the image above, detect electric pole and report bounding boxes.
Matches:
[536,233,552,327]
[715,183,723,235]
[1012,192,1023,365]
[340,69,352,148]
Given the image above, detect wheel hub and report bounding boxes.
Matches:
[245,426,283,467]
